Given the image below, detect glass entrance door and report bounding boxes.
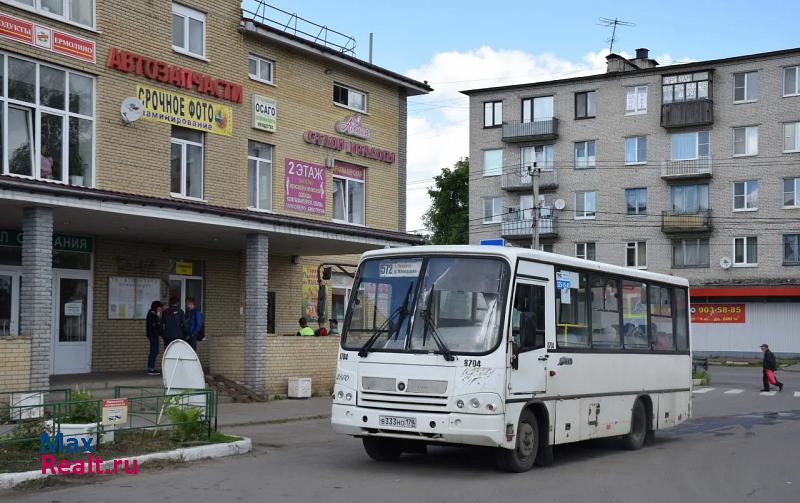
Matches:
[0,271,20,336]
[52,271,92,374]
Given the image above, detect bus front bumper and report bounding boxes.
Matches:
[331,404,507,447]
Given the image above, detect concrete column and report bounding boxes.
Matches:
[20,206,53,390]
[244,233,269,393]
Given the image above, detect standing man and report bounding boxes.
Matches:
[186,297,204,350]
[162,297,187,347]
[145,301,163,376]
[761,343,784,392]
[296,317,315,336]
[328,319,339,336]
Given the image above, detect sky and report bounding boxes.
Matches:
[255,0,800,233]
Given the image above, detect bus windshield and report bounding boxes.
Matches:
[341,256,510,355]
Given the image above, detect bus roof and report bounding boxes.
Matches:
[361,245,690,287]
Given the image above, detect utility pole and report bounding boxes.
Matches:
[529,161,540,250]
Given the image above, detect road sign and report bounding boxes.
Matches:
[479,239,505,246]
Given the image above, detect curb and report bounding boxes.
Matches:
[219,414,330,428]
[0,437,252,490]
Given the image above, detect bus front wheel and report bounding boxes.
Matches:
[622,399,647,450]
[362,437,403,461]
[496,410,539,472]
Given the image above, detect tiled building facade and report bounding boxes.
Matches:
[464,48,800,356]
[0,0,430,392]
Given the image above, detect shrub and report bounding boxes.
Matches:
[63,389,98,424]
[165,406,206,443]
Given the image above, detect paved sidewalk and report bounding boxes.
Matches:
[218,396,332,427]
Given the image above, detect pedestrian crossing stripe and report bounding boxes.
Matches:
[692,388,714,394]
[760,391,777,396]
[724,389,743,394]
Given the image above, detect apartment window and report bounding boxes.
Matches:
[540,243,554,253]
[625,188,647,215]
[783,66,800,96]
[625,136,647,164]
[671,131,710,160]
[575,191,596,219]
[784,177,800,207]
[733,180,758,211]
[172,3,205,58]
[247,141,272,211]
[248,55,274,84]
[1,54,95,186]
[576,242,596,261]
[522,96,554,122]
[521,145,554,170]
[625,86,647,114]
[733,126,758,156]
[575,91,596,119]
[574,140,596,169]
[784,234,800,264]
[662,72,710,104]
[733,237,758,266]
[483,149,502,176]
[170,126,204,199]
[484,101,502,127]
[672,238,710,268]
[783,122,800,152]
[333,171,365,225]
[733,72,758,103]
[671,184,709,213]
[333,83,367,113]
[7,0,94,28]
[483,197,503,224]
[626,241,647,269]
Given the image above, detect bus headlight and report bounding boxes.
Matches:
[453,393,503,414]
[469,398,481,409]
[456,399,465,409]
[333,385,356,405]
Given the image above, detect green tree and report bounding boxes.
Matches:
[422,158,469,244]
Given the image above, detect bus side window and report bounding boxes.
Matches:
[674,287,689,351]
[512,283,546,352]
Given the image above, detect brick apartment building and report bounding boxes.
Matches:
[464,48,800,357]
[0,0,430,395]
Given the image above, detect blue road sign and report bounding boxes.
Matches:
[480,239,505,246]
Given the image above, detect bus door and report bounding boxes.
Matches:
[508,278,551,395]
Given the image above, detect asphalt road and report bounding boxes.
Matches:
[4,366,799,503]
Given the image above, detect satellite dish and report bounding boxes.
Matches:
[162,339,205,392]
[719,257,733,270]
[120,97,144,124]
[554,198,566,210]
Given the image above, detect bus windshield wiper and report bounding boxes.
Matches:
[357,283,413,358]
[420,287,454,361]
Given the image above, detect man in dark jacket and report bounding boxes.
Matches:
[185,297,204,350]
[162,297,187,347]
[761,344,783,392]
[145,301,163,376]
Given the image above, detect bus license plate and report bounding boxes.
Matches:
[379,415,417,429]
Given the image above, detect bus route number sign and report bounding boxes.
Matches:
[379,261,421,278]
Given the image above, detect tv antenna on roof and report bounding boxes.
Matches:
[598,17,635,52]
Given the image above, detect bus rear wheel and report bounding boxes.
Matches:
[496,410,539,472]
[362,437,403,461]
[622,399,647,450]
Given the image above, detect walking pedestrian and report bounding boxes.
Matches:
[185,297,204,350]
[162,297,187,347]
[760,343,784,392]
[145,301,163,376]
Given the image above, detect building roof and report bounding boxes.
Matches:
[460,47,800,96]
[240,17,433,96]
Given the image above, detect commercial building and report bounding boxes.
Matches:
[0,0,430,394]
[464,47,800,357]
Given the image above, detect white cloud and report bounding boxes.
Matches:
[403,47,695,233]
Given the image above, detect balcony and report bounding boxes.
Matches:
[502,119,558,143]
[501,215,558,239]
[661,99,713,128]
[661,210,713,233]
[661,157,712,179]
[501,168,558,191]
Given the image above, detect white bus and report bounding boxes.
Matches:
[331,246,691,472]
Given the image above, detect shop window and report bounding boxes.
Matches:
[7,0,94,29]
[622,280,649,349]
[589,274,621,348]
[650,285,674,350]
[555,269,589,348]
[333,83,366,113]
[247,141,272,211]
[248,55,274,84]
[172,2,206,58]
[170,126,204,199]
[333,169,365,225]
[1,53,94,185]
